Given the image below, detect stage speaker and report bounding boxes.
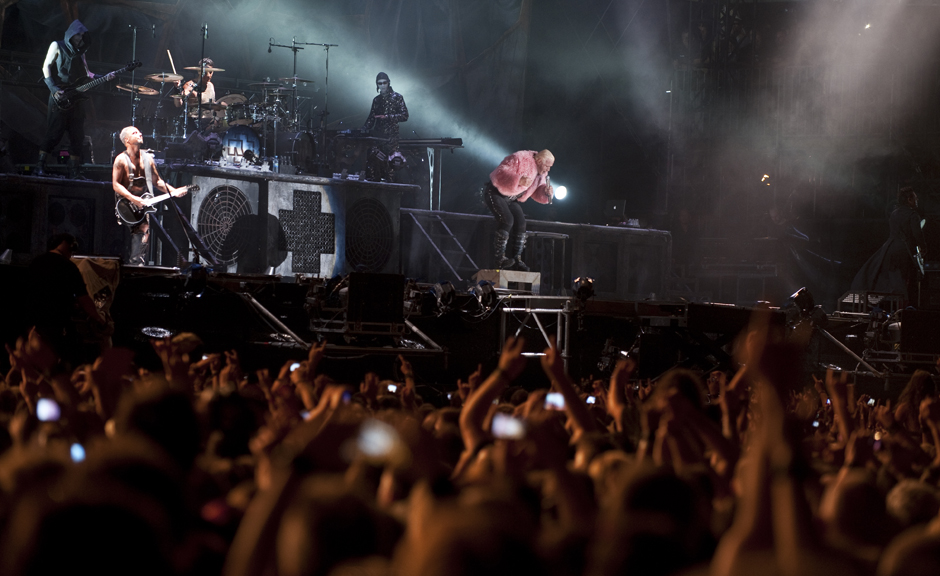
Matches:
[340,182,401,275]
[0,188,34,257]
[190,176,263,273]
[189,174,400,276]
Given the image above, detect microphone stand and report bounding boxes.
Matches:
[128,25,138,128]
[195,23,208,139]
[300,41,338,173]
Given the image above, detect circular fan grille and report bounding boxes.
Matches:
[197,185,253,265]
[346,197,393,271]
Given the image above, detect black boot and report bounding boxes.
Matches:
[509,232,529,272]
[67,156,88,180]
[35,151,48,176]
[493,230,514,269]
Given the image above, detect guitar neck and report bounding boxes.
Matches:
[76,64,132,94]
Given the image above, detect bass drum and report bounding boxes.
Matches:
[221,125,261,164]
[267,131,317,173]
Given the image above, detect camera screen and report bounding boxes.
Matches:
[37,398,61,422]
[545,392,565,411]
[491,413,525,440]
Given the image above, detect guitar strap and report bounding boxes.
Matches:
[142,150,155,196]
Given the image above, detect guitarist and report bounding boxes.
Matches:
[112,126,189,266]
[39,19,111,179]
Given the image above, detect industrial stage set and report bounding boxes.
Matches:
[1,167,937,398]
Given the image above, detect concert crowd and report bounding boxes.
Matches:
[2,309,940,576]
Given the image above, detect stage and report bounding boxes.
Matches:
[1,170,936,400]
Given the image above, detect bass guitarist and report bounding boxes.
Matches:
[39,19,110,179]
[112,126,188,266]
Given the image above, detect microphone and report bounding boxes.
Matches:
[203,23,208,39]
[268,38,274,53]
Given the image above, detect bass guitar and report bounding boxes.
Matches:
[53,60,142,111]
[115,180,199,226]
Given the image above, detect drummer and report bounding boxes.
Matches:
[175,57,217,108]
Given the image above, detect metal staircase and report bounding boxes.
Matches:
[407,211,479,282]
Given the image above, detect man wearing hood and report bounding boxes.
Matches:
[38,19,110,179]
[362,72,408,182]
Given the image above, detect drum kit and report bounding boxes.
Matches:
[116,65,321,173]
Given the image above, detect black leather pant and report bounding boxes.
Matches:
[482,182,525,235]
[41,93,85,157]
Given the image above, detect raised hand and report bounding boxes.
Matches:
[539,336,567,383]
[307,340,328,373]
[467,363,483,394]
[498,336,527,381]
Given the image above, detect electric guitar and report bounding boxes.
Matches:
[915,246,925,277]
[115,177,199,226]
[52,60,142,111]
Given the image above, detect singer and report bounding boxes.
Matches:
[483,149,554,271]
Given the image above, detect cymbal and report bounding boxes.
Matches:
[218,93,247,106]
[145,72,183,83]
[278,76,315,84]
[116,83,159,96]
[183,66,225,73]
[247,81,282,88]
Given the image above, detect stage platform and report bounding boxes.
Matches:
[0,169,673,302]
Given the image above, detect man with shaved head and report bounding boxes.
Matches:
[112,126,188,265]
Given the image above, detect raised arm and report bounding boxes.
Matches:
[541,337,597,442]
[149,159,186,197]
[42,43,62,94]
[457,337,527,455]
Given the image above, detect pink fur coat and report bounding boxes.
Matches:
[489,150,553,204]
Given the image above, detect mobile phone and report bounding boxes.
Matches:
[491,412,525,440]
[545,392,565,411]
[586,395,596,404]
[70,443,86,463]
[341,391,352,404]
[812,420,820,428]
[447,392,453,400]
[290,362,301,372]
[36,398,61,422]
[357,419,397,458]
[387,384,398,393]
[826,398,831,406]
[202,354,209,361]
[300,410,310,419]
[867,398,875,406]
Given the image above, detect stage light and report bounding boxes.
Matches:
[573,276,595,302]
[865,23,871,29]
[554,185,568,200]
[474,280,498,309]
[788,287,815,314]
[431,281,456,308]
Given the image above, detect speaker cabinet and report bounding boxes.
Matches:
[0,175,124,264]
[187,171,405,276]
